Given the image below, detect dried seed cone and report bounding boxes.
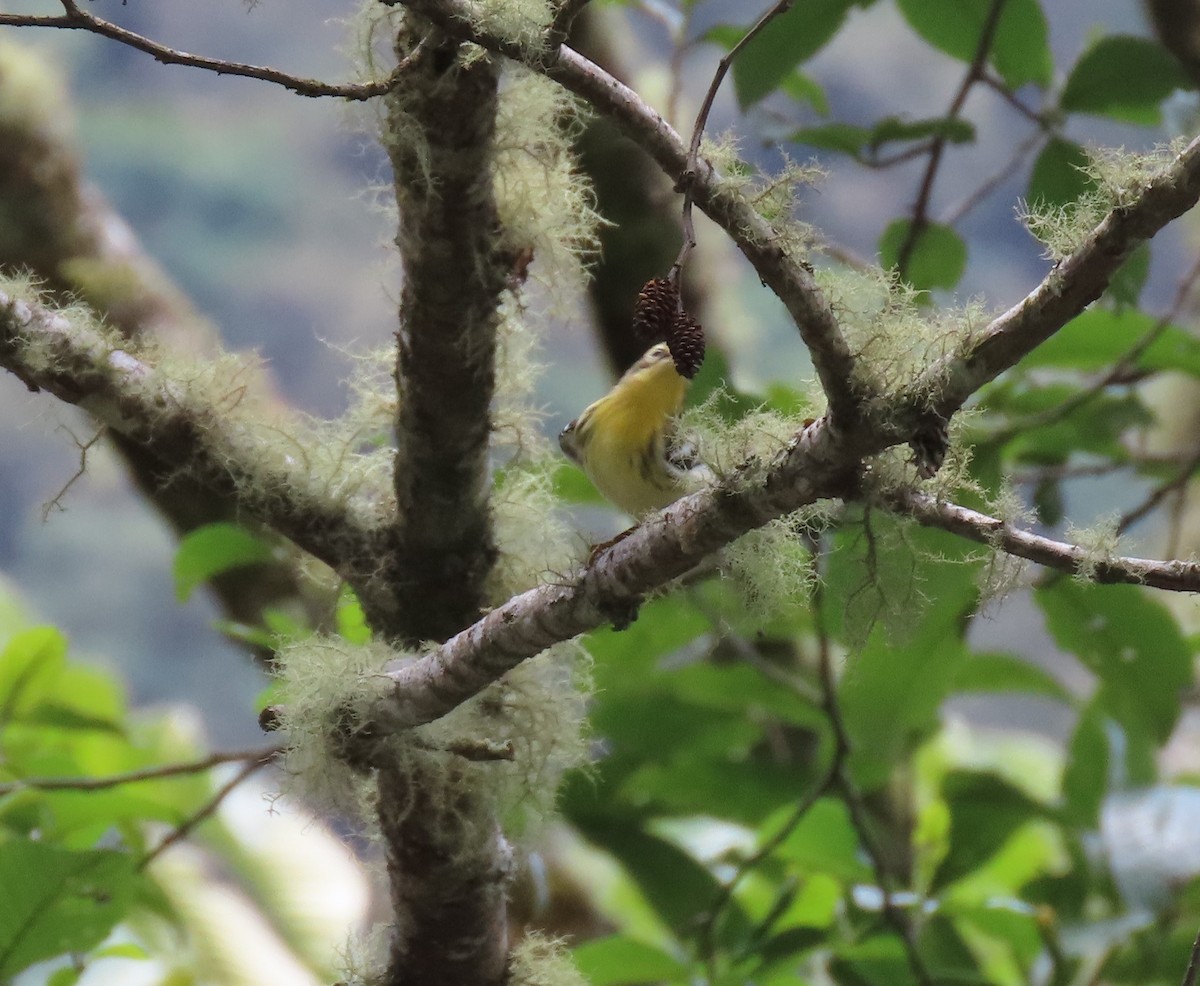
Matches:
[632,277,679,344]
[910,414,950,479]
[667,311,706,379]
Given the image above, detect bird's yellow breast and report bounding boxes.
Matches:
[563,351,691,517]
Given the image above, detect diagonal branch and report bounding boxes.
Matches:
[0,2,403,100]
[0,289,389,602]
[928,134,1200,417]
[0,745,283,795]
[360,414,862,734]
[890,490,1200,591]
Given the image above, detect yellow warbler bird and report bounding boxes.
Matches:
[559,342,706,518]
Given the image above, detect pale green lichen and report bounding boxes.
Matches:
[720,514,820,625]
[1065,513,1123,583]
[467,0,556,50]
[494,69,602,293]
[699,131,821,260]
[975,485,1035,606]
[678,389,818,485]
[507,934,589,986]
[1021,140,1188,261]
[816,264,986,403]
[3,276,398,540]
[274,616,589,837]
[274,635,401,816]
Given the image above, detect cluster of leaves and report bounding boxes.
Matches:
[710,0,1191,291]
[557,505,1200,984]
[0,541,357,984]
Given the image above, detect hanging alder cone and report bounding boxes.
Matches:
[632,277,679,345]
[666,311,705,379]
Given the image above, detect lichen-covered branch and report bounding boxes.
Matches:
[388,0,862,426]
[931,135,1200,413]
[0,288,387,597]
[363,414,863,732]
[374,19,514,986]
[384,25,506,645]
[891,491,1200,591]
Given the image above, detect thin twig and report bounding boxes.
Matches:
[670,0,794,290]
[0,745,283,796]
[893,490,1200,592]
[978,71,1046,125]
[547,0,592,48]
[940,129,1046,227]
[138,753,277,870]
[813,569,933,986]
[0,1,403,100]
[41,426,104,522]
[862,141,939,170]
[1118,443,1200,535]
[895,0,1008,278]
[696,759,839,982]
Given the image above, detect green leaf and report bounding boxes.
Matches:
[772,798,870,882]
[0,627,68,720]
[1022,308,1200,379]
[573,823,739,939]
[714,0,855,107]
[585,595,710,690]
[1061,35,1191,125]
[869,115,975,148]
[880,219,967,291]
[1001,391,1151,465]
[0,840,137,977]
[789,122,872,156]
[1028,138,1095,207]
[47,967,81,986]
[1037,582,1191,780]
[934,772,1046,888]
[552,460,606,508]
[897,0,1052,88]
[950,652,1071,702]
[1106,243,1151,309]
[780,71,829,114]
[172,523,274,602]
[832,935,915,986]
[572,935,685,985]
[1062,700,1110,828]
[791,117,974,160]
[1032,475,1064,526]
[839,599,974,788]
[336,587,370,644]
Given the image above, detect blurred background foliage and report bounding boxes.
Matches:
[7,0,1200,984]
